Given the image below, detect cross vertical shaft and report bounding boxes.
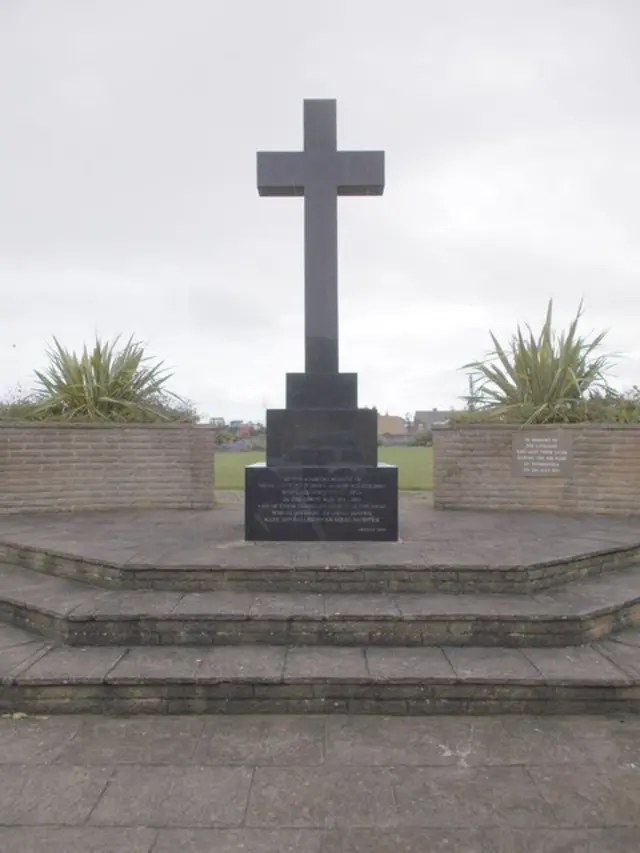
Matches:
[304,181,338,373]
[256,99,384,375]
[303,100,338,374]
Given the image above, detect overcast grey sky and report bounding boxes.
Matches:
[1,0,639,421]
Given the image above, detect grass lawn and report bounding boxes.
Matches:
[214,446,433,491]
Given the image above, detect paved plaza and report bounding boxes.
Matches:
[0,712,638,851]
[2,495,640,847]
[3,492,640,571]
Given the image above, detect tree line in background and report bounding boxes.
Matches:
[2,300,640,425]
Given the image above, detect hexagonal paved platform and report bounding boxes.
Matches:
[2,494,640,593]
[2,495,640,716]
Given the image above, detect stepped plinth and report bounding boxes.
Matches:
[1,495,640,715]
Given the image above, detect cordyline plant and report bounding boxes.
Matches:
[461,300,616,424]
[23,335,195,422]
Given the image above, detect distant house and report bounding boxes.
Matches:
[377,414,408,437]
[413,409,455,432]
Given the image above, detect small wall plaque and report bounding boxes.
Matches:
[511,431,573,477]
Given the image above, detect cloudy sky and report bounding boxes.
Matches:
[1,0,639,421]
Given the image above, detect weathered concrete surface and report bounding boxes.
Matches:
[2,493,640,593]
[2,622,640,716]
[0,712,638,851]
[2,559,640,647]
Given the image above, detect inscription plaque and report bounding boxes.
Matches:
[512,431,573,477]
[245,463,398,541]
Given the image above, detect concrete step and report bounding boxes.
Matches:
[2,536,639,595]
[1,621,639,716]
[2,563,640,648]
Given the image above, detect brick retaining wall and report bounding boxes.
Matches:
[0,423,216,513]
[434,423,640,515]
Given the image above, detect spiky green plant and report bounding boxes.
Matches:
[462,301,615,424]
[29,335,191,422]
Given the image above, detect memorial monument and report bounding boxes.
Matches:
[245,99,398,541]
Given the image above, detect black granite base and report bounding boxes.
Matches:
[245,463,399,542]
[266,408,377,467]
[286,372,357,409]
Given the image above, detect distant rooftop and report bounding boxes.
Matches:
[414,409,455,426]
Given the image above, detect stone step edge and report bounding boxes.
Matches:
[3,539,640,593]
[2,640,639,715]
[2,599,639,648]
[2,572,640,647]
[3,682,638,717]
[2,560,640,621]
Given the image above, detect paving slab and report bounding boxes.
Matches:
[521,646,631,683]
[0,641,49,680]
[0,828,158,853]
[0,623,41,649]
[0,714,637,851]
[2,496,640,589]
[104,647,207,682]
[284,647,368,681]
[483,828,640,853]
[365,647,455,680]
[3,562,640,648]
[54,716,205,765]
[528,763,640,826]
[319,828,492,852]
[246,765,398,827]
[0,765,113,825]
[154,829,322,853]
[391,764,558,827]
[441,647,542,681]
[323,715,603,767]
[89,765,254,827]
[597,638,640,678]
[194,715,324,765]
[609,628,640,647]
[1,629,639,715]
[19,647,127,683]
[0,715,83,764]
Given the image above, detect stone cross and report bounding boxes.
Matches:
[257,99,385,374]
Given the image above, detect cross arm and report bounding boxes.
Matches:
[257,151,306,197]
[337,150,385,196]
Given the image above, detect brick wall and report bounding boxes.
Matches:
[0,423,216,513]
[434,424,640,515]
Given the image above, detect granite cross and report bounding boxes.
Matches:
[257,99,385,374]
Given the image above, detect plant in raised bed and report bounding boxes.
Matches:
[7,335,196,423]
[460,300,617,424]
